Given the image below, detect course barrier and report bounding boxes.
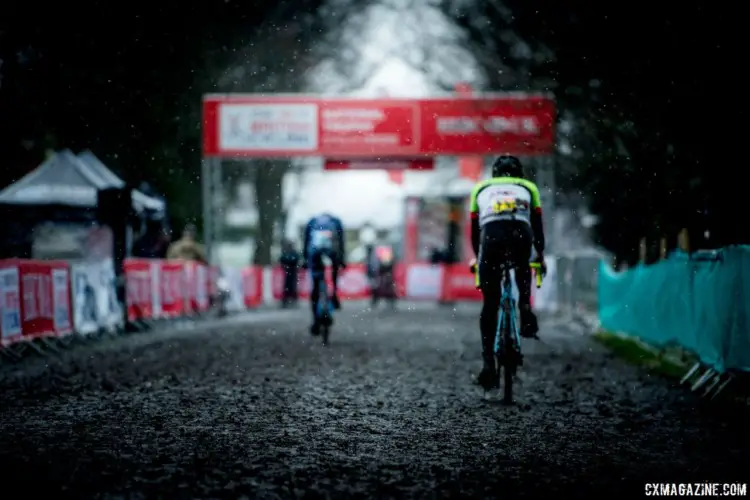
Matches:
[599,246,750,375]
[0,256,556,355]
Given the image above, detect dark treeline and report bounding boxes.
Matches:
[446,0,733,261]
[1,1,734,263]
[0,0,332,228]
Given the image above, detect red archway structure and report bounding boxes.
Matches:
[201,92,556,263]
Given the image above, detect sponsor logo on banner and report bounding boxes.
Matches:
[319,102,418,155]
[0,267,22,339]
[219,103,318,152]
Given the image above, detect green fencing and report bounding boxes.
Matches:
[598,246,750,373]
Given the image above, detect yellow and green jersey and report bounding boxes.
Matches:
[469,177,542,227]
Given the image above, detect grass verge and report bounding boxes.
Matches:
[593,330,694,379]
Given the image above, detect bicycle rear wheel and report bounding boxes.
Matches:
[500,307,516,404]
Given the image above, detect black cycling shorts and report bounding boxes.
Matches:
[308,248,340,274]
[476,220,532,292]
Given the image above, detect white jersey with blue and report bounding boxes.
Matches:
[304,214,344,260]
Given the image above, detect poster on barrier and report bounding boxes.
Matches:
[196,264,209,311]
[221,266,245,312]
[71,259,122,334]
[124,259,154,321]
[151,261,162,318]
[183,261,195,314]
[0,264,22,343]
[441,264,482,301]
[52,268,72,335]
[185,262,211,314]
[405,264,443,300]
[270,264,370,301]
[242,266,263,307]
[18,261,72,339]
[159,261,185,318]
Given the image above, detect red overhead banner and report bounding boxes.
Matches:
[203,94,555,158]
[324,158,434,171]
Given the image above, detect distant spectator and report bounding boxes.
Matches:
[279,239,300,307]
[133,220,170,259]
[430,247,448,265]
[166,223,207,264]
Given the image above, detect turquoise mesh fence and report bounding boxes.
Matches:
[598,246,750,373]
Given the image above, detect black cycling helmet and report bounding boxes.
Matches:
[491,155,524,178]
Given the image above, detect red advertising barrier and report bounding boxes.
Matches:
[124,258,154,321]
[0,259,72,345]
[441,264,482,301]
[271,264,371,300]
[242,266,263,308]
[158,260,186,318]
[184,261,210,314]
[202,94,556,158]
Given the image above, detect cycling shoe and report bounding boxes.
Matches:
[476,363,499,391]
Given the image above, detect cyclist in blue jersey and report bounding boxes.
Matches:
[302,213,347,335]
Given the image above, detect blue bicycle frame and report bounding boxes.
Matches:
[494,262,543,356]
[494,266,520,358]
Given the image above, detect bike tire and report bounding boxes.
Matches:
[501,309,515,404]
[321,324,329,346]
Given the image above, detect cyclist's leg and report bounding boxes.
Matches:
[309,251,324,331]
[508,222,537,337]
[329,250,342,309]
[477,222,504,387]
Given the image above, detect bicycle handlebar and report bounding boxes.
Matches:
[529,262,543,288]
[469,261,544,288]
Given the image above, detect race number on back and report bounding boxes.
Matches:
[476,184,532,225]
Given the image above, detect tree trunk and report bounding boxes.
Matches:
[253,160,287,265]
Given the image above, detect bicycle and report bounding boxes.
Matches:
[470,260,544,403]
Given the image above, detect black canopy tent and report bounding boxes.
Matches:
[0,150,167,259]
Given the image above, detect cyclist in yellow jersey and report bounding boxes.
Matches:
[468,155,547,388]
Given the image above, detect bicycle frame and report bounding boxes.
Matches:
[494,262,543,356]
[494,266,520,357]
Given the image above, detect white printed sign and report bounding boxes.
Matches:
[52,268,72,335]
[405,264,443,300]
[71,259,123,334]
[221,266,245,312]
[0,267,22,339]
[219,103,319,151]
